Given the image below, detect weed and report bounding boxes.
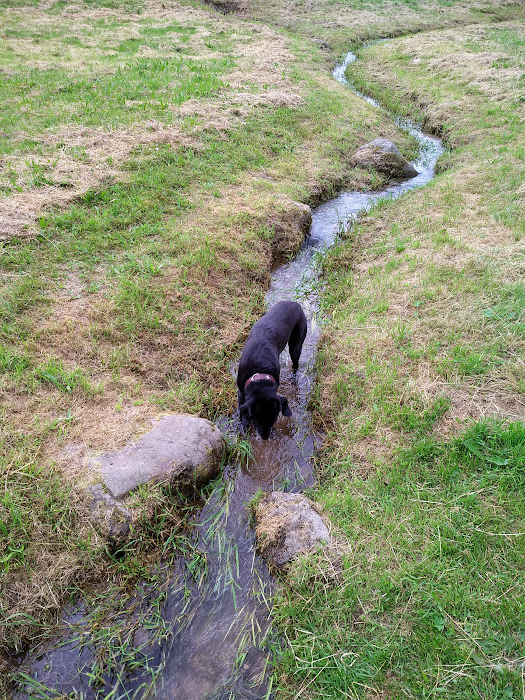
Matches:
[34,359,95,395]
[460,420,525,486]
[438,344,503,378]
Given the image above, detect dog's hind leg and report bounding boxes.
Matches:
[288,319,307,371]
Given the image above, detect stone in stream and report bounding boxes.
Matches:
[350,138,418,179]
[90,415,225,499]
[255,492,330,570]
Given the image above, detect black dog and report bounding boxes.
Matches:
[237,301,307,440]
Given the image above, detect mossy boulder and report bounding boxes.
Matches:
[255,491,330,570]
[350,138,418,179]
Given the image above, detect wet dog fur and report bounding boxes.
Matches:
[237,301,307,440]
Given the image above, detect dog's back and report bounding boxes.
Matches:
[237,301,307,389]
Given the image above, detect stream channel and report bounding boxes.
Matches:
[15,49,444,700]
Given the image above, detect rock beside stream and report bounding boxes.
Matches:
[88,483,132,546]
[350,138,418,179]
[90,414,225,499]
[313,38,331,50]
[202,0,245,13]
[255,492,330,570]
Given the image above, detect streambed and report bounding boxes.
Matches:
[15,50,444,700]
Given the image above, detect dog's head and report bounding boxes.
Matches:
[240,387,292,440]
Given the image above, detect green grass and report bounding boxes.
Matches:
[0,434,95,578]
[0,46,402,365]
[0,0,419,663]
[1,0,525,695]
[438,344,503,378]
[350,28,525,241]
[484,284,525,339]
[273,421,525,698]
[330,0,420,8]
[33,358,98,395]
[273,18,525,699]
[1,92,388,348]
[242,0,525,55]
[0,57,232,160]
[0,11,237,171]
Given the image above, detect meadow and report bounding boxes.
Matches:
[0,0,415,664]
[274,15,525,699]
[1,0,524,696]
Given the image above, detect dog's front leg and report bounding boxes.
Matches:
[239,401,251,429]
[237,388,245,411]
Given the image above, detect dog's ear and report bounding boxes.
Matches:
[239,402,251,428]
[279,395,292,417]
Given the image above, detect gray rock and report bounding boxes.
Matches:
[350,138,418,179]
[202,0,244,13]
[91,415,224,499]
[291,200,313,231]
[313,38,331,50]
[88,483,132,546]
[255,492,330,569]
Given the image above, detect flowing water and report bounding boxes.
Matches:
[15,51,444,700]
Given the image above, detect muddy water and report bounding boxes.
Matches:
[15,52,443,699]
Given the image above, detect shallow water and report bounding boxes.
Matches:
[15,52,444,699]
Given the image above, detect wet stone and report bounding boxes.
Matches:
[255,491,330,570]
[350,138,419,179]
[90,415,225,499]
[87,483,132,546]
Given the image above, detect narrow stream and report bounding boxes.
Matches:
[15,50,444,700]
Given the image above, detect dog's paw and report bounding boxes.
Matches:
[279,395,292,417]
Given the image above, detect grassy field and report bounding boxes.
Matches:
[274,19,525,700]
[0,0,417,666]
[1,0,524,695]
[242,0,525,54]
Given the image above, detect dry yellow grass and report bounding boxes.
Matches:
[242,0,525,52]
